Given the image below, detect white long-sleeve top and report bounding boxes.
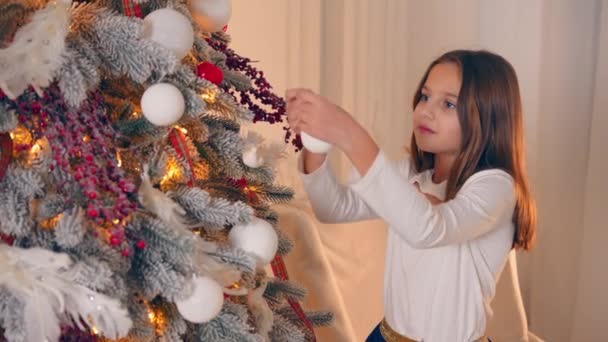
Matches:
[299,150,515,342]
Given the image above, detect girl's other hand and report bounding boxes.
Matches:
[285,88,356,151]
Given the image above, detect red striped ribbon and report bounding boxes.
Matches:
[122,0,142,18]
[168,129,195,187]
[0,133,11,182]
[271,255,317,341]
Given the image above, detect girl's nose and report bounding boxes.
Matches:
[421,105,435,120]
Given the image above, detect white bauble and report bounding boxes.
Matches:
[141,83,185,126]
[242,146,264,168]
[191,0,232,32]
[175,276,224,323]
[228,217,278,265]
[142,8,194,59]
[301,132,332,154]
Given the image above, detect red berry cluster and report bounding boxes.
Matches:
[1,85,139,244]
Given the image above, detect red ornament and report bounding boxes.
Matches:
[86,207,99,218]
[0,233,14,246]
[110,236,121,246]
[222,25,228,32]
[121,248,131,257]
[196,62,224,85]
[136,240,146,250]
[120,181,135,193]
[0,133,12,182]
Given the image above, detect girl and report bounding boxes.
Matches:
[285,50,536,342]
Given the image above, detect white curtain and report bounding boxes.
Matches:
[229,1,608,341]
[568,2,608,341]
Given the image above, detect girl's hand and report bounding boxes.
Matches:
[285,88,356,151]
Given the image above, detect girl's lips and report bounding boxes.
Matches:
[417,125,436,134]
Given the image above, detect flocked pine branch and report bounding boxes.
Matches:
[58,2,178,107]
[171,185,253,228]
[196,303,261,342]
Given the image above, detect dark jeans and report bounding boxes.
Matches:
[365,324,385,342]
[365,323,492,342]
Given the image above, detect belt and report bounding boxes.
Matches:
[379,319,490,342]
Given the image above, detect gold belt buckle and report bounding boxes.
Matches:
[378,319,489,342]
[379,319,417,342]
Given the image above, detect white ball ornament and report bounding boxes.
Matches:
[141,83,185,126]
[242,146,264,168]
[191,0,232,32]
[301,132,332,154]
[228,217,278,266]
[142,8,194,59]
[175,276,224,323]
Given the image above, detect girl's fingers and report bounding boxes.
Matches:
[287,96,314,111]
[287,117,302,134]
[286,98,312,121]
[293,112,310,126]
[286,108,298,121]
[291,103,316,123]
[301,101,317,112]
[287,108,309,132]
[287,118,299,128]
[285,88,299,101]
[298,121,314,135]
[288,105,315,126]
[286,88,318,103]
[286,103,302,123]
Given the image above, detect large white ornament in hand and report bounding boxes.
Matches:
[301,132,332,154]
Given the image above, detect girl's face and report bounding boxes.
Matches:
[413,62,463,157]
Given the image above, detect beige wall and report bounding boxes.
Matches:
[229,1,608,341]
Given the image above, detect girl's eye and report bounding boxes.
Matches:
[445,101,456,109]
[420,94,429,102]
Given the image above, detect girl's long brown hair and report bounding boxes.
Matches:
[411,50,536,250]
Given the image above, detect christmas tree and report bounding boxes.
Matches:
[0,0,330,341]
